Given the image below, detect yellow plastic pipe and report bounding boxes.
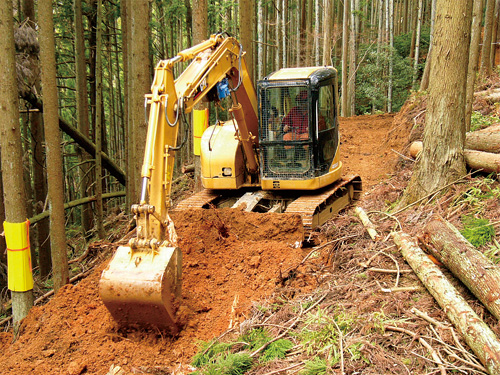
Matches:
[4,220,33,292]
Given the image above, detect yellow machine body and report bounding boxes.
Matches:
[100,34,361,333]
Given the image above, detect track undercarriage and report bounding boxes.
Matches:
[172,175,362,240]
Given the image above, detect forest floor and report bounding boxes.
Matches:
[1,99,500,375]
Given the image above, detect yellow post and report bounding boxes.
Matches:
[4,220,33,292]
[193,108,209,156]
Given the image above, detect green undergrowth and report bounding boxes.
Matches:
[191,328,294,374]
[460,216,495,248]
[190,305,369,374]
[470,111,499,132]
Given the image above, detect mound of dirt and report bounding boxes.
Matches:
[0,113,412,374]
[0,210,311,374]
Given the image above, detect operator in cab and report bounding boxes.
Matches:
[282,90,309,144]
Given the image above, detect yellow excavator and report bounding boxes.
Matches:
[99,33,361,333]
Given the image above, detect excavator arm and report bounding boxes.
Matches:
[99,34,259,332]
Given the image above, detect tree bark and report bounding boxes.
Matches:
[466,0,486,131]
[322,0,333,66]
[95,0,104,239]
[23,0,50,277]
[341,0,349,116]
[410,141,500,173]
[392,232,500,375]
[74,0,93,236]
[419,0,436,91]
[193,0,208,193]
[424,215,500,320]
[0,0,34,323]
[401,0,472,205]
[240,0,255,79]
[466,130,500,153]
[412,0,423,89]
[481,0,497,77]
[38,0,69,292]
[130,0,151,204]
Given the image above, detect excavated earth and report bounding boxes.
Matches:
[0,113,406,374]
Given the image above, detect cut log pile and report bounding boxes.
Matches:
[409,125,500,173]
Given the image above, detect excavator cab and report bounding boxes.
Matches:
[257,67,342,190]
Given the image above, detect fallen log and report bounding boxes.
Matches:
[475,88,500,102]
[392,231,500,375]
[22,91,126,185]
[29,191,125,225]
[354,207,379,241]
[466,130,500,153]
[409,141,500,173]
[423,215,500,321]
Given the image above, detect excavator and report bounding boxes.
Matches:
[99,33,361,333]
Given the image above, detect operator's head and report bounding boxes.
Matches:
[296,91,307,107]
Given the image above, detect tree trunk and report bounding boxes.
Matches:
[193,0,208,193]
[401,0,472,205]
[74,0,93,237]
[95,0,104,239]
[388,0,394,112]
[257,0,264,78]
[322,0,333,66]
[392,232,500,375]
[409,0,418,59]
[466,0,485,131]
[412,0,423,89]
[240,0,255,79]
[490,0,500,69]
[480,0,497,77]
[410,140,500,173]
[341,0,349,116]
[0,0,34,323]
[130,0,151,204]
[347,0,357,116]
[424,216,500,320]
[314,0,320,65]
[23,0,50,278]
[38,0,69,292]
[419,0,436,91]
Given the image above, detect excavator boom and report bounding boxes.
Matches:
[99,34,259,331]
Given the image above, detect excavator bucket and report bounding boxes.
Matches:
[99,244,182,333]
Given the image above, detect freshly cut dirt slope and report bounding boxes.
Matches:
[0,210,310,374]
[0,114,406,374]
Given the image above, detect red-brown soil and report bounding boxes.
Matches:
[0,113,409,374]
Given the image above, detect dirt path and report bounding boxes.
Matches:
[339,114,400,189]
[0,114,404,374]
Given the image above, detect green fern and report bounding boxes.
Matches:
[300,357,327,375]
[191,340,234,367]
[460,216,495,248]
[260,339,294,363]
[202,353,253,375]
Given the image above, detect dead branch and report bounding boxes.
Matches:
[392,231,500,375]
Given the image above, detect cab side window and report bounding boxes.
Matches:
[318,85,335,131]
